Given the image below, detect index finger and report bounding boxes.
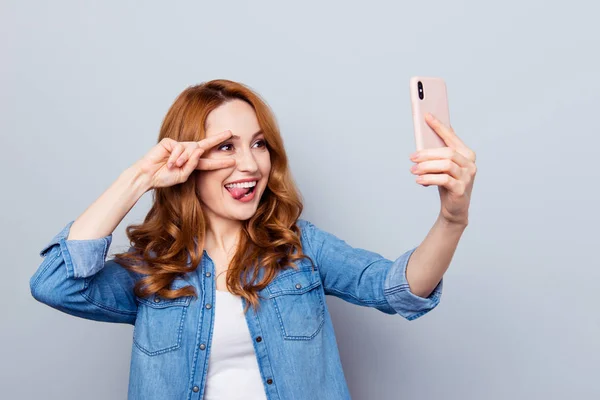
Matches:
[425,114,461,146]
[197,130,233,151]
[425,114,475,162]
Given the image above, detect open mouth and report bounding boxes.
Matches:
[224,180,258,201]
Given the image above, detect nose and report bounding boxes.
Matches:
[235,148,259,173]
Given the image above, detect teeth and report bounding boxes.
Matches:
[225,181,257,189]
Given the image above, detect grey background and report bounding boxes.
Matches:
[2,0,599,399]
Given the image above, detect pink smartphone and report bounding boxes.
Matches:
[409,76,451,150]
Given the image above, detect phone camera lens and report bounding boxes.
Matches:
[417,81,424,100]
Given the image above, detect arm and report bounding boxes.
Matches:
[299,220,442,321]
[65,164,151,241]
[29,165,152,324]
[406,113,476,297]
[30,133,236,323]
[405,215,466,298]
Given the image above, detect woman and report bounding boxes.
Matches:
[30,79,476,399]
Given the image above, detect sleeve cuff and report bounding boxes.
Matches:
[383,247,443,321]
[39,220,113,279]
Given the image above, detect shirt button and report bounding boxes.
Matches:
[199,344,206,350]
[192,386,199,392]
[295,283,302,289]
[266,379,273,385]
[154,297,161,303]
[205,303,212,309]
[255,336,262,342]
[205,272,211,277]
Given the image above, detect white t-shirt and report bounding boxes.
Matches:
[203,290,268,400]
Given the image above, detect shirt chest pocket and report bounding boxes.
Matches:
[266,267,325,341]
[133,288,192,356]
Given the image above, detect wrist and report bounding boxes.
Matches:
[123,163,153,195]
[437,213,469,230]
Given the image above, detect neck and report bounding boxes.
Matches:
[204,215,243,255]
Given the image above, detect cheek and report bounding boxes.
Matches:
[195,171,226,201]
[259,153,272,176]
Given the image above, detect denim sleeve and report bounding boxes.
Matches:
[29,220,138,325]
[299,220,442,321]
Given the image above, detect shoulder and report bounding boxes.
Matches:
[295,218,311,231]
[297,218,335,239]
[295,219,327,258]
[295,218,316,238]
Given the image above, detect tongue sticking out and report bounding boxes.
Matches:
[226,186,251,200]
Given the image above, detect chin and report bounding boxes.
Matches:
[222,201,263,224]
[228,211,258,222]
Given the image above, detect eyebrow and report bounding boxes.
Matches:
[229,130,264,140]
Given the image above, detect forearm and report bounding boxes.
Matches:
[405,213,467,297]
[67,164,152,241]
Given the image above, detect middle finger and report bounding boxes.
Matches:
[411,147,471,168]
[411,159,463,180]
[196,158,236,171]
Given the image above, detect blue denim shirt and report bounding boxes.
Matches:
[30,219,443,400]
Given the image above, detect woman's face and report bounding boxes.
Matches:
[196,99,271,224]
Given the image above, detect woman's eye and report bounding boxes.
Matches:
[253,139,266,148]
[218,140,265,152]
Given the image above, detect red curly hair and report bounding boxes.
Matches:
[113,79,312,313]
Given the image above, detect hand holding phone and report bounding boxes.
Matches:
[409,76,451,150]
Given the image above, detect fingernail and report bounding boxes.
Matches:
[410,152,419,160]
[167,162,173,169]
